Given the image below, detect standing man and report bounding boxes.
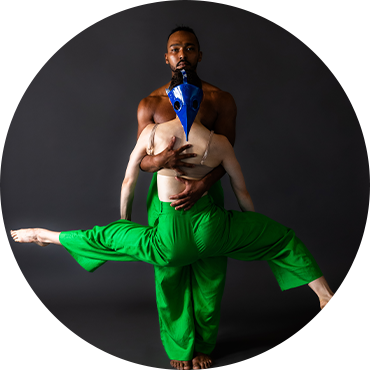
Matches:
[137,26,237,370]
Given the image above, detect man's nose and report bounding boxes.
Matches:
[179,48,187,60]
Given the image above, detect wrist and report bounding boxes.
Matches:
[153,154,164,171]
[141,154,161,173]
[199,176,211,192]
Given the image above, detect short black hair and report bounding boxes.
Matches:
[167,25,200,49]
[168,69,202,92]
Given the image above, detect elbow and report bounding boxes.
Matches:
[122,177,137,190]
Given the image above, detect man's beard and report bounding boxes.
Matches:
[169,61,197,72]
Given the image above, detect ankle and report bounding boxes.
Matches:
[34,228,44,243]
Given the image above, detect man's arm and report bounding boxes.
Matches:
[169,91,237,210]
[120,126,152,220]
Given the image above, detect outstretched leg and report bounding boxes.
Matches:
[208,210,332,310]
[11,228,61,246]
[308,276,362,333]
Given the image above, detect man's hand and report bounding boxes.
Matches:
[144,136,197,175]
[169,177,207,211]
[170,165,226,211]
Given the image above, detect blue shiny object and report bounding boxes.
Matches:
[166,70,203,141]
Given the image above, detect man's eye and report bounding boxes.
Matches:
[187,47,195,51]
[171,48,179,52]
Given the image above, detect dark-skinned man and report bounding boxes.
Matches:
[137,26,236,370]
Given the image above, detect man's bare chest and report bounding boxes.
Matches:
[152,99,217,130]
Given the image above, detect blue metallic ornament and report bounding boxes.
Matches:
[166,70,203,141]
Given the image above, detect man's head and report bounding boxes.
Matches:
[165,26,202,74]
[167,70,203,140]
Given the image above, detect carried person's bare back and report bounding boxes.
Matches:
[145,116,230,202]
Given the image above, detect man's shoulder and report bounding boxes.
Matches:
[202,80,235,101]
[201,81,236,117]
[149,83,169,97]
[201,80,221,93]
[138,83,168,109]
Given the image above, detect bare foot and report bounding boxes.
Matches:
[320,299,362,333]
[192,353,212,369]
[11,229,49,247]
[170,360,191,370]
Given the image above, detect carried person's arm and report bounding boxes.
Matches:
[120,126,152,220]
[219,136,255,212]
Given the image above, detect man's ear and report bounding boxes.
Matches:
[165,53,169,64]
[198,51,203,63]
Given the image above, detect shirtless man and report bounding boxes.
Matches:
[137,26,236,370]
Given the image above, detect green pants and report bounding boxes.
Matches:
[59,190,323,359]
[148,174,227,360]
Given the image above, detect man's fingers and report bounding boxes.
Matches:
[175,204,189,211]
[177,143,192,153]
[175,201,193,211]
[169,185,188,200]
[170,195,195,210]
[178,153,197,160]
[174,176,187,184]
[170,196,191,206]
[177,162,196,168]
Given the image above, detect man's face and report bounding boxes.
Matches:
[165,31,202,73]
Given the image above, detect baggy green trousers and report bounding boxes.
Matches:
[59,191,323,359]
[147,174,227,360]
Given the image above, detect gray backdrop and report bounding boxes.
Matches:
[1,1,369,368]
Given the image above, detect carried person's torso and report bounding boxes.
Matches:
[147,119,221,202]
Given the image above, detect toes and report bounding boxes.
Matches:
[170,360,191,370]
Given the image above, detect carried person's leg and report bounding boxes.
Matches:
[12,218,165,272]
[203,208,333,308]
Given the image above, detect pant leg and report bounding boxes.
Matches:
[149,174,195,360]
[59,219,167,272]
[149,175,228,359]
[205,209,322,291]
[191,257,227,355]
[191,181,228,355]
[154,264,196,361]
